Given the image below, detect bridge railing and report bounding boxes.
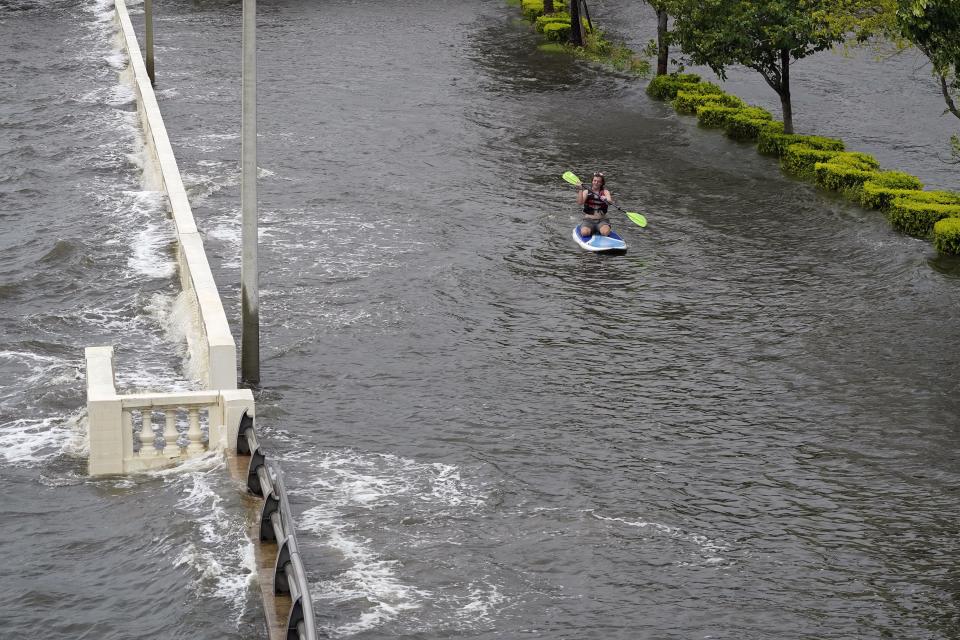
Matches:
[86,346,253,475]
[113,0,236,391]
[237,414,319,640]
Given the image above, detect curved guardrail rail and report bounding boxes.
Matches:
[237,413,318,640]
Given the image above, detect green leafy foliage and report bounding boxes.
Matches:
[781,144,844,179]
[667,0,872,131]
[757,132,845,157]
[933,217,960,254]
[646,73,704,99]
[535,13,571,32]
[543,21,571,41]
[672,89,745,114]
[813,162,880,197]
[888,196,960,237]
[696,105,743,128]
[724,114,783,142]
[859,171,925,209]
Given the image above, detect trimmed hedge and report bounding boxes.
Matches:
[723,108,779,142]
[758,132,844,157]
[827,151,880,171]
[641,72,960,254]
[859,172,924,209]
[696,105,742,128]
[542,21,571,41]
[813,162,879,197]
[781,144,843,180]
[672,90,745,114]
[934,218,960,254]
[646,73,702,100]
[888,195,960,237]
[535,13,570,32]
[521,0,549,20]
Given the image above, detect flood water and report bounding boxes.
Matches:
[2,0,960,638]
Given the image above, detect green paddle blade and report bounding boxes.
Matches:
[561,171,582,185]
[625,211,647,228]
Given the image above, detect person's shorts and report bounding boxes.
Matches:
[579,216,611,234]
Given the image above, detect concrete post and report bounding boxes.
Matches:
[240,0,260,384]
[86,347,125,476]
[218,389,255,452]
[144,0,155,85]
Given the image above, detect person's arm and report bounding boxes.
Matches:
[577,185,587,206]
[601,189,613,204]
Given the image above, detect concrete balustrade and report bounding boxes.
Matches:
[86,346,254,475]
[114,0,236,391]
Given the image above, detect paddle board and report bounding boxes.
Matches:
[572,226,627,254]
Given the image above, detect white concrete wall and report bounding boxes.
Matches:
[85,347,254,475]
[114,0,236,391]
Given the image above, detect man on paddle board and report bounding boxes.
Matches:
[576,171,614,238]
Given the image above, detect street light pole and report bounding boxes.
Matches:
[240,0,259,384]
[145,0,154,84]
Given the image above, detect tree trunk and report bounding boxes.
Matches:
[569,0,584,46]
[779,47,793,134]
[656,9,668,76]
[544,0,554,14]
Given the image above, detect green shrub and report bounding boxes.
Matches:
[781,144,843,180]
[758,132,844,157]
[868,170,923,190]
[696,105,742,128]
[542,21,571,41]
[901,190,960,204]
[859,172,924,209]
[646,73,704,100]
[813,161,879,197]
[934,217,960,254]
[521,0,548,20]
[859,183,922,210]
[888,195,960,237]
[672,90,745,114]
[826,151,880,171]
[724,115,783,142]
[535,13,570,32]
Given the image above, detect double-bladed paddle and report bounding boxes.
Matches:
[562,171,648,228]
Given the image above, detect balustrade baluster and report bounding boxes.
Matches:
[186,407,204,454]
[139,409,156,457]
[163,408,180,458]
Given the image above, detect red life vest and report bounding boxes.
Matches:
[583,190,608,215]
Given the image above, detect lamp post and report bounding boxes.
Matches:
[240,0,260,384]
[145,0,154,84]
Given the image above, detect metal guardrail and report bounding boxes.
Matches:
[237,413,318,640]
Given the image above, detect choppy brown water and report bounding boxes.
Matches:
[2,0,959,638]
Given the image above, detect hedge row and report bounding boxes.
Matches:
[517,0,649,74]
[648,72,960,254]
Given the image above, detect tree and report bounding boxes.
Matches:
[897,0,960,121]
[669,0,865,133]
[644,1,671,75]
[569,0,585,46]
[544,0,555,14]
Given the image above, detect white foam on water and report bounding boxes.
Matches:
[168,462,256,621]
[164,290,207,386]
[0,411,84,466]
[301,504,428,637]
[0,351,81,405]
[589,511,731,565]
[124,191,176,278]
[291,449,488,636]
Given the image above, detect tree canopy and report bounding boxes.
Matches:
[897,0,960,119]
[668,0,869,133]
